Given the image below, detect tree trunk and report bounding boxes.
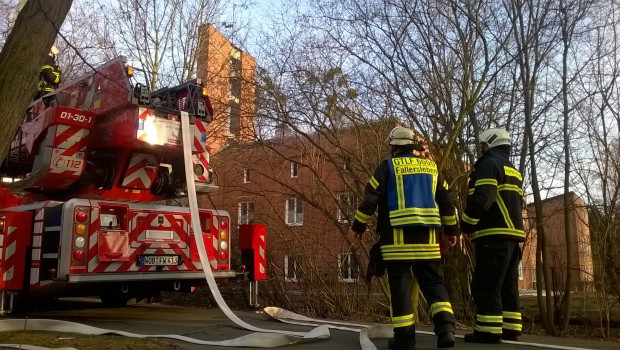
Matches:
[528,128,557,336]
[560,0,572,334]
[0,0,73,162]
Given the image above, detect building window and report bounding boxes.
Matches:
[238,201,254,225]
[338,252,359,283]
[228,47,241,139]
[284,254,302,282]
[291,162,298,178]
[342,155,351,172]
[518,261,523,281]
[578,236,591,255]
[243,169,250,183]
[532,269,539,289]
[226,104,232,135]
[337,192,357,224]
[229,49,241,86]
[285,197,304,226]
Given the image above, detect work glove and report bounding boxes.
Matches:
[365,242,385,283]
[351,219,366,235]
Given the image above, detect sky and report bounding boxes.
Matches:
[219,0,297,59]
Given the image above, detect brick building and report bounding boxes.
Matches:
[194,24,370,284]
[196,23,256,154]
[192,25,603,295]
[520,192,593,291]
[205,126,396,285]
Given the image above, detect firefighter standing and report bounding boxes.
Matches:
[35,45,62,100]
[351,127,459,350]
[461,127,525,344]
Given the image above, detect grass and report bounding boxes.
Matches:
[0,331,181,350]
[519,293,620,341]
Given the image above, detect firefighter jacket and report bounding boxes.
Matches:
[351,152,459,261]
[461,145,525,241]
[37,56,62,95]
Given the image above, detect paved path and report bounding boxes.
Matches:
[23,300,619,350]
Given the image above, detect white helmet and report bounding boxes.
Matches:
[386,126,416,146]
[479,127,511,148]
[49,45,59,57]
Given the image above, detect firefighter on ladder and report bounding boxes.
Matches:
[461,127,525,344]
[351,126,459,350]
[34,45,62,100]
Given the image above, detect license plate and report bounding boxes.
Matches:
[138,255,181,266]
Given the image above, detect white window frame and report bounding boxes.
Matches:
[342,156,350,172]
[578,236,590,254]
[338,252,359,283]
[243,168,250,184]
[518,261,523,281]
[226,105,232,134]
[285,197,304,226]
[291,162,299,178]
[238,201,254,225]
[284,254,301,282]
[337,192,357,224]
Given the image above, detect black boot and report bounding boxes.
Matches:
[464,331,501,344]
[388,326,416,350]
[437,331,455,348]
[502,329,521,341]
[387,338,415,350]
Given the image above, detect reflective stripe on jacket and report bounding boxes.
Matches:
[351,152,459,261]
[461,146,525,241]
[38,56,62,93]
[387,156,440,227]
[380,227,441,261]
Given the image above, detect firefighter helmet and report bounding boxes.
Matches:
[386,126,416,146]
[49,45,59,57]
[479,127,511,148]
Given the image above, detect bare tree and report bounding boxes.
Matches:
[0,0,73,162]
[93,0,226,90]
[558,0,593,335]
[55,1,113,80]
[0,0,20,44]
[171,0,226,83]
[574,2,620,338]
[508,0,562,335]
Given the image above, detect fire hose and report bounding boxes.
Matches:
[0,112,597,350]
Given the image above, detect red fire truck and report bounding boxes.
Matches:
[0,56,240,312]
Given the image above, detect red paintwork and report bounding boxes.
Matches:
[81,206,229,274]
[20,106,95,155]
[239,224,267,280]
[0,211,32,290]
[1,56,215,205]
[0,56,242,301]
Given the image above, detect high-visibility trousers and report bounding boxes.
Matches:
[387,260,456,337]
[471,238,522,338]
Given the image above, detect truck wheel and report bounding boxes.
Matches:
[8,292,34,315]
[99,292,129,307]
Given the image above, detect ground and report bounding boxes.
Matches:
[0,287,616,350]
[160,285,620,342]
[0,331,180,349]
